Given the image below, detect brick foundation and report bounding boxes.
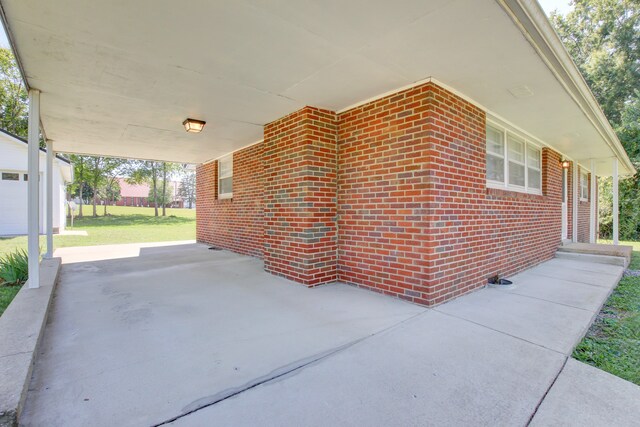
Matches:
[196,81,596,306]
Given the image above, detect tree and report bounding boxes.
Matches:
[0,47,27,138]
[550,1,640,126]
[147,180,173,207]
[101,177,121,213]
[98,158,126,215]
[86,157,106,217]
[127,161,162,216]
[69,155,89,218]
[179,167,196,209]
[550,1,640,240]
[160,162,181,216]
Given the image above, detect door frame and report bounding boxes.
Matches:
[561,167,568,240]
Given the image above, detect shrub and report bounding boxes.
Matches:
[0,249,29,286]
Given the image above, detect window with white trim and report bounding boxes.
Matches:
[218,155,233,199]
[486,123,542,194]
[580,170,589,201]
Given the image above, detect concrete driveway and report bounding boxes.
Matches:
[20,243,640,426]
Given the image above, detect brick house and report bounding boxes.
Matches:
[3,1,634,304]
[101,178,184,208]
[196,80,617,305]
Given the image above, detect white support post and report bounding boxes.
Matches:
[45,140,53,258]
[613,158,619,245]
[27,89,40,288]
[589,159,597,243]
[572,162,578,243]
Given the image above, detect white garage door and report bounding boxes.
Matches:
[0,171,41,235]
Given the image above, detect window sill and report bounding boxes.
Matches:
[486,181,542,197]
[218,193,233,200]
[579,197,589,203]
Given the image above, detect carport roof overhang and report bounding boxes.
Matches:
[0,0,634,175]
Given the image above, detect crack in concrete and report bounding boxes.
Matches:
[0,350,31,359]
[526,357,568,426]
[150,311,426,426]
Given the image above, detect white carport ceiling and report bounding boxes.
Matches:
[0,0,633,174]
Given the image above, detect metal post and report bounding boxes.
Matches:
[613,158,619,245]
[572,162,578,243]
[45,139,53,258]
[589,159,596,243]
[27,89,40,288]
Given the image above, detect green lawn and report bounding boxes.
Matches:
[573,245,640,385]
[0,285,21,317]
[0,205,196,257]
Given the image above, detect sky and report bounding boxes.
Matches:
[0,1,574,51]
[537,0,574,14]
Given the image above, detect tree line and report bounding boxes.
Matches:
[68,156,196,218]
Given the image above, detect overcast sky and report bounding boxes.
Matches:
[0,1,574,50]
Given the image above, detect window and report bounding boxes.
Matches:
[580,170,589,201]
[218,155,233,199]
[507,134,525,187]
[486,126,504,182]
[1,172,19,181]
[485,123,542,194]
[527,145,541,190]
[23,174,28,181]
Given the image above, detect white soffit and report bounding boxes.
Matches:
[0,0,632,174]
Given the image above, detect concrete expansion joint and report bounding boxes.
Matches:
[150,310,427,426]
[525,357,569,426]
[431,308,567,356]
[492,289,594,313]
[530,271,619,289]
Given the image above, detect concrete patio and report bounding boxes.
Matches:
[20,243,640,426]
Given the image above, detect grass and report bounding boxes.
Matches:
[0,285,21,316]
[573,247,640,385]
[0,205,195,257]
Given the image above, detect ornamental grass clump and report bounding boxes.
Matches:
[0,249,29,286]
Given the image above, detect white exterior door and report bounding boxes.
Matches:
[0,171,28,235]
[561,168,568,240]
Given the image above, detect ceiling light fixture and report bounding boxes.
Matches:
[183,118,206,133]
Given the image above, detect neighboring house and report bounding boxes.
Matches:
[111,178,183,208]
[114,178,151,207]
[3,1,635,305]
[0,129,72,235]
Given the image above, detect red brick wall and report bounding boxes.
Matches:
[195,143,264,257]
[338,84,431,301]
[577,166,592,243]
[263,107,338,286]
[338,82,565,305]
